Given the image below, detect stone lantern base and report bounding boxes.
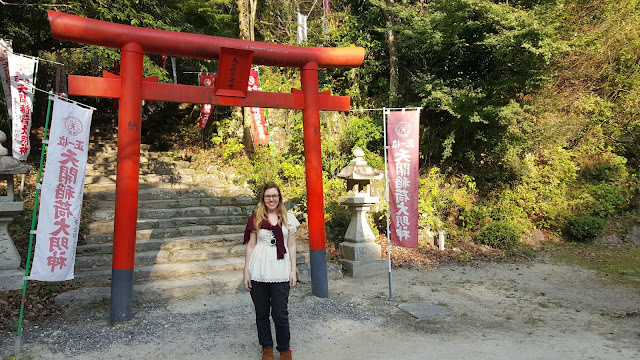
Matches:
[0,269,23,290]
[339,242,387,277]
[0,215,25,290]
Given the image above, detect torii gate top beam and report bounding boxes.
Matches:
[47,11,365,69]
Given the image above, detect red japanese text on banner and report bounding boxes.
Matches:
[248,69,269,145]
[0,40,12,120]
[8,52,37,161]
[387,110,420,248]
[199,73,215,129]
[30,98,93,281]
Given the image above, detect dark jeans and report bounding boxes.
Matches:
[250,280,290,352]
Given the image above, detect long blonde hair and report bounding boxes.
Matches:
[253,182,288,231]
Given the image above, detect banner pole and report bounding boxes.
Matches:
[383,107,393,301]
[15,91,53,356]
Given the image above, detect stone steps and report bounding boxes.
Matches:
[84,173,230,187]
[76,233,244,254]
[83,224,247,244]
[86,160,192,173]
[88,215,248,233]
[85,166,196,177]
[85,187,254,201]
[74,245,246,271]
[64,123,267,303]
[74,257,246,286]
[91,204,254,221]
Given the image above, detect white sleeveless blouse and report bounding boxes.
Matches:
[248,213,300,283]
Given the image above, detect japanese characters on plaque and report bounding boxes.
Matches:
[387,110,420,248]
[30,99,93,281]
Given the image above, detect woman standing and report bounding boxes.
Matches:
[243,182,299,360]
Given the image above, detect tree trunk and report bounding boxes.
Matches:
[236,0,255,155]
[249,0,258,41]
[384,0,399,107]
[236,0,251,40]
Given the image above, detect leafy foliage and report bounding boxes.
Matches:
[567,215,606,243]
[402,0,559,173]
[475,220,523,249]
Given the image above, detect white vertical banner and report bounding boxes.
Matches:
[8,52,38,160]
[0,39,12,120]
[322,0,332,38]
[297,12,308,44]
[30,98,93,281]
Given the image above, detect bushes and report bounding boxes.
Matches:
[567,215,606,242]
[475,221,523,249]
[324,201,351,244]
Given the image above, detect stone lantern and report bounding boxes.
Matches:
[0,130,31,290]
[336,147,386,277]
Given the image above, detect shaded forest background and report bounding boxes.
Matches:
[2,0,640,250]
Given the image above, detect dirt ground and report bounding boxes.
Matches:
[1,254,639,360]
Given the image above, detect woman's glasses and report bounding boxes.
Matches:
[270,230,276,245]
[264,194,280,200]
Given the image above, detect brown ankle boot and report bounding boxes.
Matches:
[279,349,292,360]
[262,346,274,360]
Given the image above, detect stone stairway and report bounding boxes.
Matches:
[57,125,260,306]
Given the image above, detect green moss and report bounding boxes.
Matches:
[549,245,640,284]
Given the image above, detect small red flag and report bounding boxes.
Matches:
[247,68,269,145]
[199,73,215,129]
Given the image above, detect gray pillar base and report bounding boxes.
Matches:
[310,249,328,298]
[110,269,134,322]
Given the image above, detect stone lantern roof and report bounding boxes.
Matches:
[337,147,383,200]
[337,147,383,181]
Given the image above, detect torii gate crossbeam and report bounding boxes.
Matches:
[47,11,364,322]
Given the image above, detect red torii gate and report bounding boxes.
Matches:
[47,10,364,322]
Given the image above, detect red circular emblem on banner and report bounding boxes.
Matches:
[65,116,83,136]
[395,121,411,138]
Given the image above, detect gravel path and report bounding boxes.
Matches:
[2,259,639,360]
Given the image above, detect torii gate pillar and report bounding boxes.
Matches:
[301,62,328,297]
[110,43,144,321]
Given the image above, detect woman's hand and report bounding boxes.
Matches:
[243,271,252,291]
[243,231,257,292]
[289,271,297,289]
